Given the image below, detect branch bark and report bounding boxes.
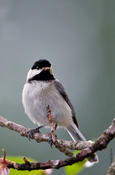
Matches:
[0,116,115,171]
[0,115,93,153]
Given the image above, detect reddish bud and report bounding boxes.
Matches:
[0,150,10,175]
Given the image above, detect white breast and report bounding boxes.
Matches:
[22,81,73,127]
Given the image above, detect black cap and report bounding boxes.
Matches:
[31,59,51,70]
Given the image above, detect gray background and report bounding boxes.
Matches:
[0,0,115,175]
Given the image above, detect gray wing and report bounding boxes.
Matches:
[54,80,79,128]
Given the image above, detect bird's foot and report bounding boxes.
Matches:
[48,133,57,148]
[48,134,53,147]
[27,126,43,140]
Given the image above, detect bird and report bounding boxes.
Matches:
[22,59,98,166]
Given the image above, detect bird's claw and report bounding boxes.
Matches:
[48,134,53,147]
[48,133,57,147]
[27,126,43,140]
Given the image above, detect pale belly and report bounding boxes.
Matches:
[22,82,73,127]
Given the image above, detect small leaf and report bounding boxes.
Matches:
[65,151,86,175]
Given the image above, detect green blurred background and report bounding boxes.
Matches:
[0,0,115,174]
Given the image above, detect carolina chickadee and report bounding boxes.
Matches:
[22,59,98,165]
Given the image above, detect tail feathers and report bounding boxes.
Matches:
[66,124,99,167]
[66,124,86,141]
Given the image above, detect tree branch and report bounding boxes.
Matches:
[0,115,93,154]
[0,116,115,171]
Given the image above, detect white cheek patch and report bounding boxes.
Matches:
[26,69,42,81]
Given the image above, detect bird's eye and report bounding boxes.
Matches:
[36,66,39,69]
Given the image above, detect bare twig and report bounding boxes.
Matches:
[0,116,115,171]
[47,105,56,143]
[47,105,73,157]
